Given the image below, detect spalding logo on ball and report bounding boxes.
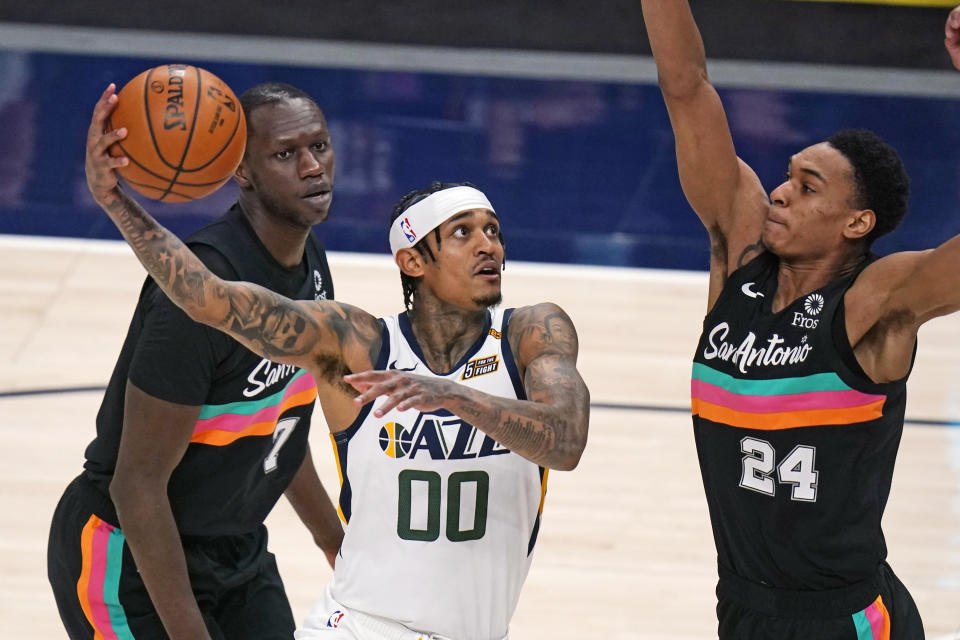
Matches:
[108,64,246,202]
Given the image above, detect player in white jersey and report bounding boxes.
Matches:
[85,89,590,640]
[322,307,545,639]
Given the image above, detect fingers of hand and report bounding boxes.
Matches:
[947,37,960,70]
[87,126,128,181]
[950,7,960,29]
[344,370,389,386]
[88,84,118,140]
[88,94,128,166]
[371,379,415,417]
[349,374,397,404]
[374,394,405,417]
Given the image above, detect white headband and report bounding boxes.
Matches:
[389,186,495,256]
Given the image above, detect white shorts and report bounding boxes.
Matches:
[295,584,453,640]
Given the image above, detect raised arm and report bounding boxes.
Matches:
[343,303,589,471]
[846,228,960,384]
[843,5,960,382]
[641,1,769,291]
[86,84,364,372]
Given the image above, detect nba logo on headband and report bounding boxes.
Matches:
[399,218,417,243]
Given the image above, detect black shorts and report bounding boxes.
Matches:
[47,473,296,640]
[716,562,924,640]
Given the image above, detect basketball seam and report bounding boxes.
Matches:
[158,66,203,201]
[119,177,198,201]
[179,100,244,174]
[110,137,177,183]
[142,67,181,173]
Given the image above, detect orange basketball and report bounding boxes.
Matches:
[108,64,246,202]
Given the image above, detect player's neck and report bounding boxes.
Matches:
[772,250,866,313]
[238,200,310,269]
[408,298,488,372]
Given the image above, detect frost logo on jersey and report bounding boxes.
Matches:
[400,217,417,243]
[792,292,825,329]
[378,414,510,460]
[313,269,327,300]
[462,354,499,380]
[703,322,813,374]
[804,293,824,315]
[243,358,299,397]
[326,611,345,628]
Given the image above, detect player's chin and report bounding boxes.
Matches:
[760,225,786,254]
[472,292,503,310]
[298,202,331,226]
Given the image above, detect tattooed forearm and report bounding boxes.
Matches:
[497,413,561,461]
[449,370,588,471]
[102,189,213,308]
[99,187,327,368]
[218,286,315,359]
[452,302,589,469]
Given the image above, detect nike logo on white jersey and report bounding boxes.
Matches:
[388,360,418,372]
[741,282,764,299]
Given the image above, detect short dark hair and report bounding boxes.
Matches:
[826,129,910,247]
[238,82,320,135]
[390,181,503,311]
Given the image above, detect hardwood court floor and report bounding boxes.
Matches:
[1,236,958,639]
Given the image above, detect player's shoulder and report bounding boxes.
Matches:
[844,249,930,326]
[508,302,571,327]
[184,208,246,279]
[506,302,579,360]
[852,249,928,292]
[190,243,238,279]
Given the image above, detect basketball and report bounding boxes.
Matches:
[108,64,246,202]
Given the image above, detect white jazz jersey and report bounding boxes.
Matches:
[328,308,548,640]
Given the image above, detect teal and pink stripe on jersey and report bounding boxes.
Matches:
[77,515,134,640]
[691,363,886,430]
[852,595,891,640]
[191,368,317,446]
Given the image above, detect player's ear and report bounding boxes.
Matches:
[844,208,875,241]
[233,158,252,189]
[395,247,425,278]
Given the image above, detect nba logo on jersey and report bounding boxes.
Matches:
[326,611,345,628]
[400,217,417,243]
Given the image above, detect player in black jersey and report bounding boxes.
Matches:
[643,2,960,638]
[48,82,344,640]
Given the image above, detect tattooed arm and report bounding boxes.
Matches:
[86,84,372,372]
[345,303,589,470]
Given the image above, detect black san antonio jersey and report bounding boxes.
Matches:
[691,251,911,590]
[83,203,334,536]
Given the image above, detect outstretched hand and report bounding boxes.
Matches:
[946,6,960,70]
[85,83,129,204]
[344,370,458,417]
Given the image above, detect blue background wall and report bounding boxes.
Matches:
[1,26,960,271]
